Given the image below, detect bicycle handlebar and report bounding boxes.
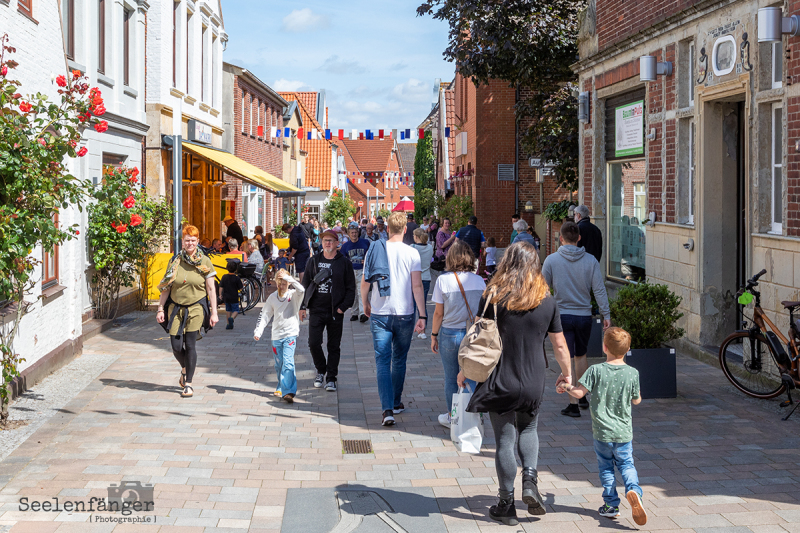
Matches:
[747,269,767,287]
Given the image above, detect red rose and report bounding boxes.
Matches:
[56,75,67,87]
[78,114,87,123]
[128,175,138,184]
[92,104,106,116]
[77,147,88,157]
[131,167,139,178]
[130,214,143,227]
[75,230,80,235]
[38,138,46,146]
[122,195,135,209]
[12,93,21,99]
[1,66,7,76]
[94,120,108,133]
[19,101,32,113]
[115,223,128,234]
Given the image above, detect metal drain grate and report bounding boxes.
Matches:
[342,439,373,454]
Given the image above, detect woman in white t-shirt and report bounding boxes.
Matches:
[411,228,434,339]
[430,240,486,428]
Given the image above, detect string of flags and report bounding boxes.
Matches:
[254,126,453,142]
[345,170,416,187]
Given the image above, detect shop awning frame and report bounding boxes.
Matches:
[163,136,306,197]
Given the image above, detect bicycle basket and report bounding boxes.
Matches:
[237,262,257,278]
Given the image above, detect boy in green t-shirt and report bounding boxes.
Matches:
[557,327,647,526]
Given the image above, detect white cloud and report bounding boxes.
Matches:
[281,8,330,33]
[319,55,367,75]
[273,79,314,92]
[391,78,431,103]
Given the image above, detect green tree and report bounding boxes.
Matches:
[0,36,107,421]
[417,0,585,191]
[437,194,473,231]
[377,208,391,220]
[414,188,442,220]
[322,187,357,227]
[414,132,435,220]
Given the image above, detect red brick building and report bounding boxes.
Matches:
[222,62,286,238]
[339,138,413,217]
[575,0,800,348]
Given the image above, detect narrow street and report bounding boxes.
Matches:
[1,304,799,533]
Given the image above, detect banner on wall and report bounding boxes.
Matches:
[614,100,644,157]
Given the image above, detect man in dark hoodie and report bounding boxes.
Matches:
[300,230,356,392]
[542,221,611,418]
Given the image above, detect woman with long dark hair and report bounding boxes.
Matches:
[458,242,572,525]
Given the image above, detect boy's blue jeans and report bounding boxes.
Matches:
[272,336,297,395]
[370,314,414,411]
[593,440,643,508]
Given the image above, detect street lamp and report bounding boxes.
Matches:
[524,201,534,213]
[639,56,673,82]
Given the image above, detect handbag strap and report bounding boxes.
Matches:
[479,287,498,320]
[454,273,475,324]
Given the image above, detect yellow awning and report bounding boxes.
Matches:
[181,142,305,197]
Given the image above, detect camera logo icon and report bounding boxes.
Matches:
[107,481,154,512]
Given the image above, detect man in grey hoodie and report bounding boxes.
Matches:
[542,221,611,418]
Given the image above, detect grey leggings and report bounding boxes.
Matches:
[490,410,540,492]
[171,331,198,383]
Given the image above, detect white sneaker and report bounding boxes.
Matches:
[438,413,451,428]
[418,333,427,339]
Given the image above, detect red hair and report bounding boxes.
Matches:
[182,225,199,238]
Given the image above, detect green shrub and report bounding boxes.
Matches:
[610,282,685,349]
[543,199,577,222]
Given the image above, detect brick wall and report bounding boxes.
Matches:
[224,76,285,234]
[596,0,702,51]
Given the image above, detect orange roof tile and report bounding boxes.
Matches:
[279,92,318,124]
[445,89,456,176]
[279,92,323,132]
[340,139,396,172]
[301,138,332,190]
[397,143,417,175]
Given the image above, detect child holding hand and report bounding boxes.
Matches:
[557,327,647,526]
[254,269,305,403]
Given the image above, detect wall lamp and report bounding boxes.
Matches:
[577,91,590,122]
[758,7,799,43]
[639,56,673,82]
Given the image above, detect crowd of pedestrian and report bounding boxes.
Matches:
[157,204,647,528]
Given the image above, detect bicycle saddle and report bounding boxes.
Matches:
[781,300,800,309]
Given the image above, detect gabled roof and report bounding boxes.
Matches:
[339,139,396,173]
[279,92,323,131]
[300,138,333,190]
[397,143,417,175]
[282,101,302,125]
[280,92,318,124]
[338,141,359,174]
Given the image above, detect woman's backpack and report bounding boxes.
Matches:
[458,288,503,382]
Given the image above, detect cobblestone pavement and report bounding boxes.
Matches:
[1,298,800,532]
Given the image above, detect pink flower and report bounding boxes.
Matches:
[77,147,88,157]
[56,75,67,87]
[38,138,46,146]
[122,195,135,209]
[1,65,7,76]
[94,120,108,133]
[19,101,32,113]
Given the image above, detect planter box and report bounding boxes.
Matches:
[587,317,604,358]
[624,347,676,399]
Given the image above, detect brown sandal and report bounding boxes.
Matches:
[180,385,193,397]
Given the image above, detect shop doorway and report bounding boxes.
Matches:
[700,98,746,346]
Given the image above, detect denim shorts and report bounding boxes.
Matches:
[560,314,593,358]
[225,302,240,313]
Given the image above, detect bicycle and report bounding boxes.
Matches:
[718,269,800,420]
[209,254,261,315]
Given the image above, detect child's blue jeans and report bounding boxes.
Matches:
[593,439,643,508]
[272,336,297,395]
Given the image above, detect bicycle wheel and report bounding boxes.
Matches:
[246,277,261,310]
[719,331,786,399]
[239,278,259,312]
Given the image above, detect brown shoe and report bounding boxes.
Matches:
[282,393,295,403]
[626,491,647,526]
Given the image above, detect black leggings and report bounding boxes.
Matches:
[171,331,198,383]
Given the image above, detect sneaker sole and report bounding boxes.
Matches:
[522,493,546,516]
[392,408,404,414]
[490,515,519,526]
[314,382,323,388]
[325,387,337,392]
[560,410,581,418]
[382,417,395,426]
[438,420,450,429]
[600,511,620,518]
[627,492,647,526]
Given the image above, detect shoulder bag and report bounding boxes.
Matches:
[457,286,503,382]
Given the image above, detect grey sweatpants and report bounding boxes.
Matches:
[489,410,540,492]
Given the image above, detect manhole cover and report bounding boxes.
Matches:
[342,439,373,454]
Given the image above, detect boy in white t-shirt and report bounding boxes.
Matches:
[362,212,427,426]
[484,236,497,275]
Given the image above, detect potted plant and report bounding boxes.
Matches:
[610,282,685,398]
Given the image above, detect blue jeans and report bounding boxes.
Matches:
[272,336,298,395]
[439,327,476,413]
[370,314,415,411]
[593,440,643,507]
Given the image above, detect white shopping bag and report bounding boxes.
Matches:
[450,385,484,454]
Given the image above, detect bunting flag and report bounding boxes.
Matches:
[270,126,277,138]
[325,129,331,140]
[379,130,384,140]
[297,128,303,139]
[338,129,344,140]
[257,126,264,137]
[307,131,312,140]
[359,132,364,140]
[418,128,425,139]
[405,129,411,139]
[445,127,450,138]
[276,128,282,138]
[284,127,290,138]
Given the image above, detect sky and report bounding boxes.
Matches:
[222,1,453,134]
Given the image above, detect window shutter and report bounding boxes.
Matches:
[497,164,515,181]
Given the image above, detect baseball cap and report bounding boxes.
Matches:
[320,230,338,241]
[348,222,360,229]
[376,216,384,224]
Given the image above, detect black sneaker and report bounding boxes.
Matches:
[314,374,324,388]
[579,396,590,410]
[392,403,405,414]
[350,315,359,321]
[561,403,581,417]
[359,314,369,323]
[382,410,395,426]
[325,381,337,392]
[598,504,620,518]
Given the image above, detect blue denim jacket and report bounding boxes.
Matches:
[363,239,391,296]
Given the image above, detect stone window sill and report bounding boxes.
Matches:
[123,86,138,98]
[42,284,67,300]
[98,72,115,88]
[169,87,185,98]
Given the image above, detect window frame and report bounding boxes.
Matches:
[688,120,695,225]
[201,24,207,102]
[772,41,783,90]
[241,91,246,133]
[688,41,695,107]
[606,159,648,284]
[771,102,783,234]
[172,0,177,87]
[42,214,59,288]
[18,0,33,18]
[98,0,106,74]
[123,8,131,86]
[63,0,75,60]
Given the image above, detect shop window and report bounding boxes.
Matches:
[608,160,647,282]
[771,103,783,233]
[772,42,783,89]
[43,215,59,288]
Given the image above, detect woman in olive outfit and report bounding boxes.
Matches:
[457,242,573,526]
[156,225,219,397]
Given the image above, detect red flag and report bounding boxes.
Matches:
[297,128,303,139]
[419,128,425,139]
[359,132,364,140]
[257,125,264,137]
[338,129,344,139]
[379,129,384,139]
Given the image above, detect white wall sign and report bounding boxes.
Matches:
[188,119,212,144]
[614,100,644,157]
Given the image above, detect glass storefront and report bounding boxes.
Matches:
[608,160,647,282]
